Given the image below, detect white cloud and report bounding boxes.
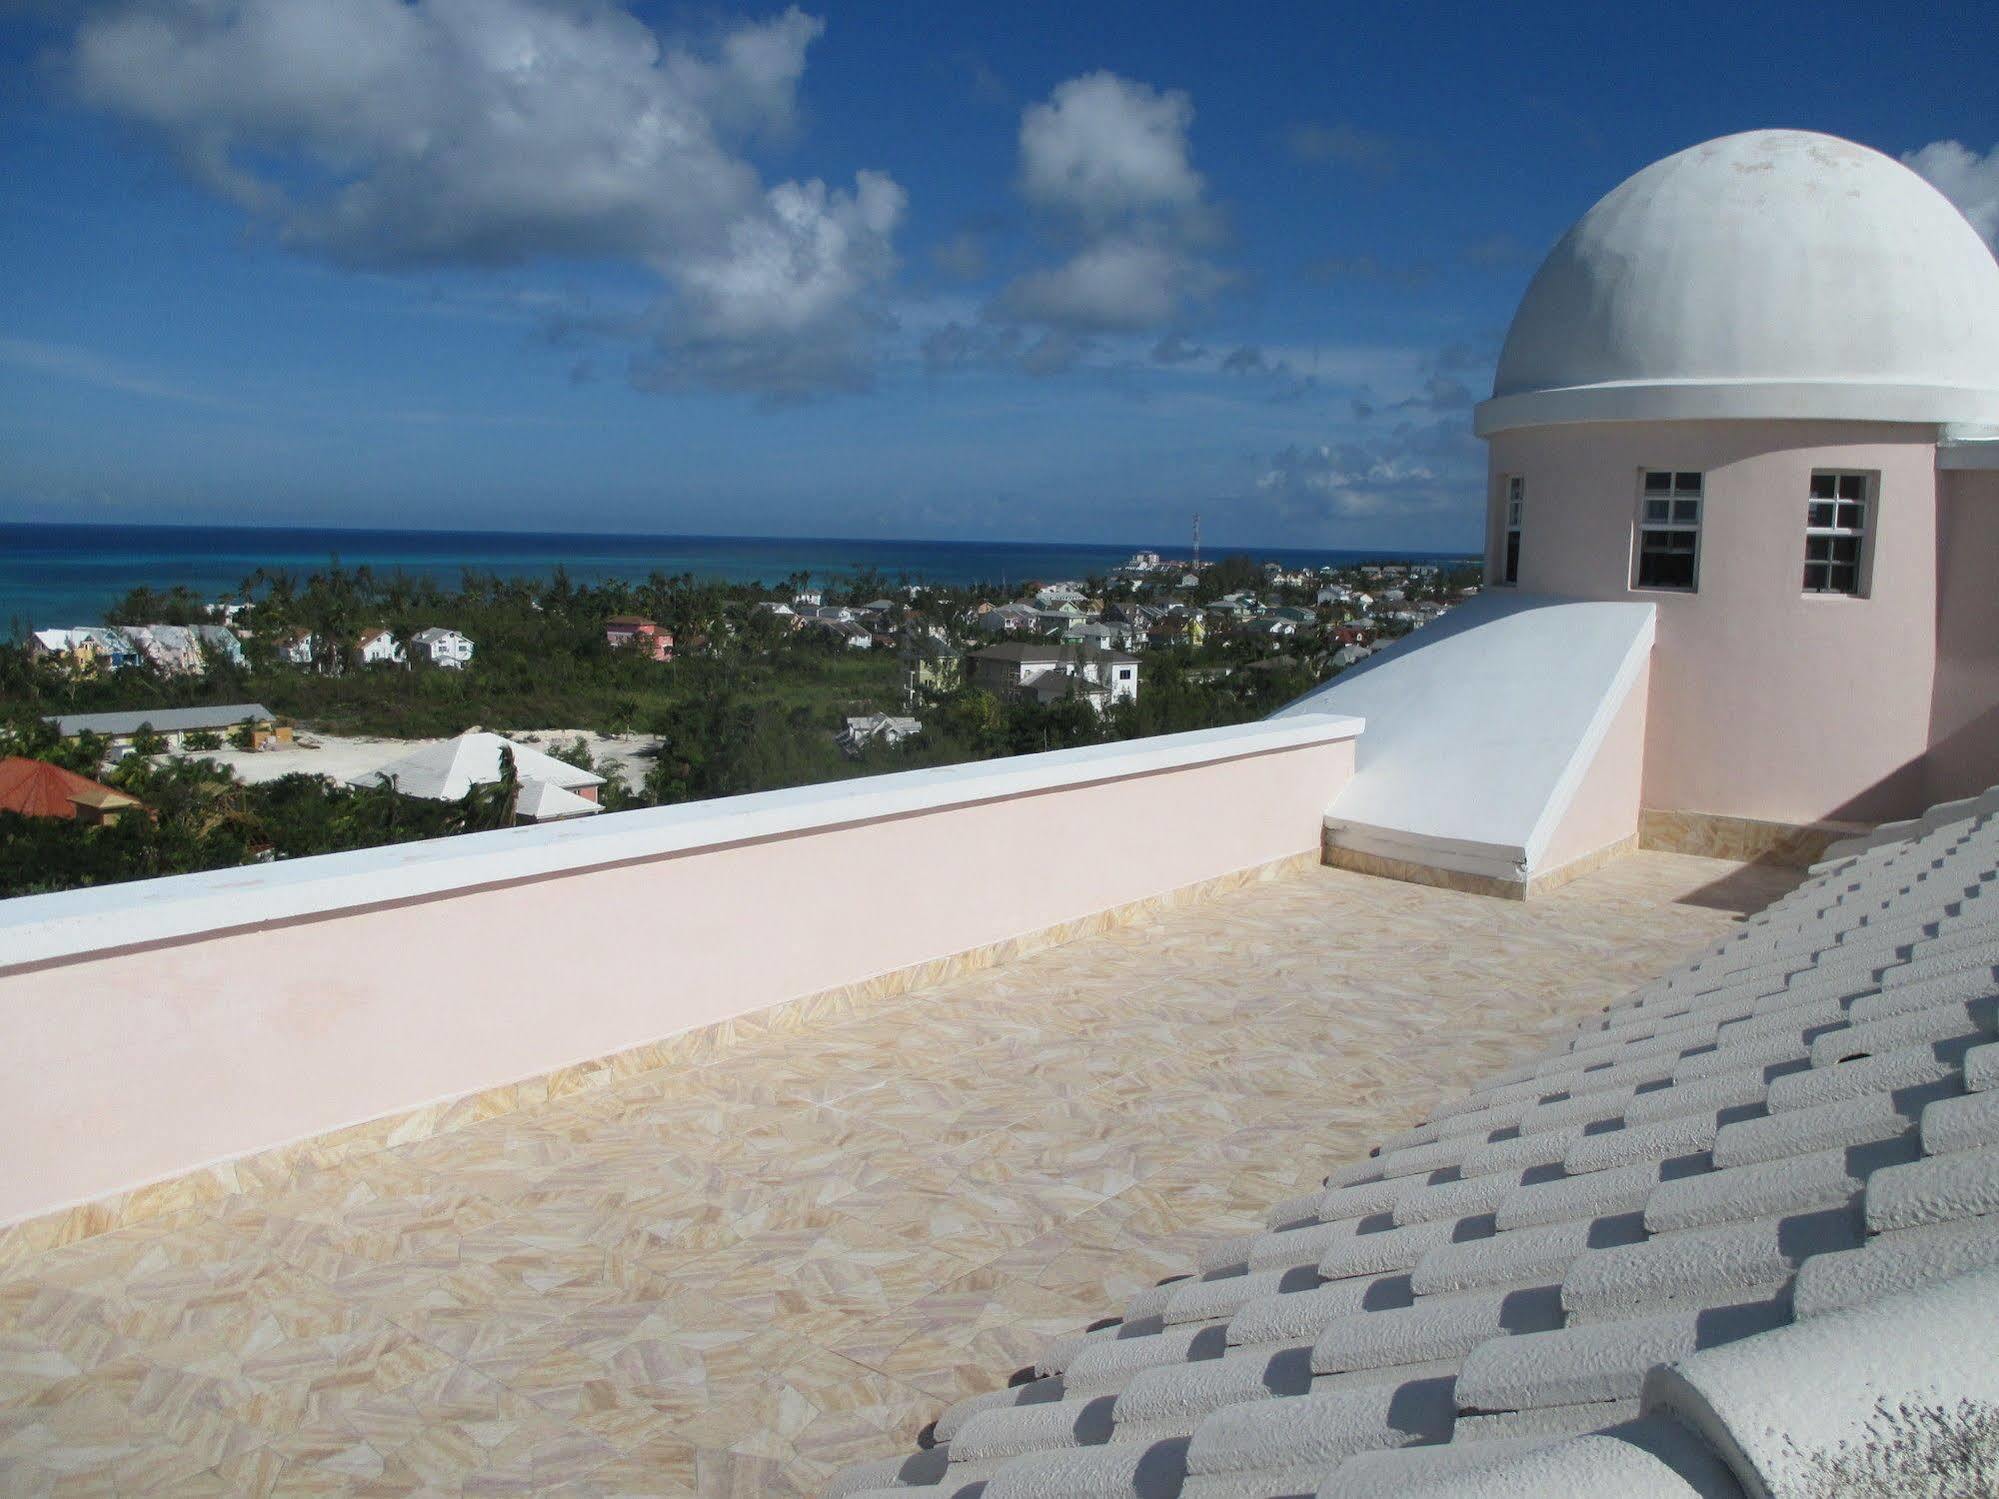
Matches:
[67,1,903,395]
[998,239,1216,334]
[1904,140,1999,246]
[0,335,237,408]
[1255,413,1482,527]
[989,70,1225,352]
[1018,71,1204,224]
[1257,442,1435,518]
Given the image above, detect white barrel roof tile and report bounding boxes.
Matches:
[831,789,1999,1499]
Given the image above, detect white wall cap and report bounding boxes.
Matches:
[1277,593,1654,881]
[0,714,1361,973]
[1939,426,1999,471]
[1642,1264,1999,1499]
[1477,381,1995,437]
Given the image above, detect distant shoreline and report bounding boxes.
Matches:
[0,521,1479,626]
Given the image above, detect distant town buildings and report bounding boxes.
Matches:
[28,623,242,676]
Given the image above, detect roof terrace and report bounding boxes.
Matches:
[0,842,1790,1493]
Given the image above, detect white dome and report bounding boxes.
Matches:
[1476,130,1999,435]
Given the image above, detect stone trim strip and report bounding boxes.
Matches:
[0,850,1316,1274]
[1639,809,1870,868]
[1321,831,1637,901]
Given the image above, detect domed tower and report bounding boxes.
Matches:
[1475,129,1999,834]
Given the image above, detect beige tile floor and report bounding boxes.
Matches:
[0,851,1796,1496]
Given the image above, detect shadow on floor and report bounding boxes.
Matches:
[1674,856,1809,916]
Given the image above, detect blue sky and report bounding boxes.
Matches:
[1,1,1994,550]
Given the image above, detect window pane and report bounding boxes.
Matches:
[1504,531,1520,585]
[1645,499,1670,522]
[1674,472,1702,495]
[1808,501,1834,527]
[1830,565,1857,592]
[1647,551,1695,588]
[1832,536,1859,563]
[1805,562,1827,590]
[1643,471,1671,494]
[1638,535,1696,589]
[1837,474,1865,500]
[1837,502,1863,530]
[1673,499,1699,524]
[1810,473,1836,499]
[1806,536,1830,561]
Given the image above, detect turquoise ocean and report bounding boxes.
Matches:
[0,523,1475,626]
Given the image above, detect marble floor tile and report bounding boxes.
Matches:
[0,850,1789,1493]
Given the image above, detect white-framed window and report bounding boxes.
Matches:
[1634,470,1702,591]
[1500,476,1523,585]
[1804,472,1870,596]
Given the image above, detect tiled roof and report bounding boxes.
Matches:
[0,757,143,819]
[830,789,1999,1498]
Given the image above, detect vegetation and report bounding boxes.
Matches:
[3,554,1472,896]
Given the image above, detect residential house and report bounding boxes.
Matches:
[605,616,673,661]
[1315,583,1352,606]
[1268,606,1317,627]
[836,714,923,757]
[902,633,962,697]
[1145,611,1207,649]
[195,625,246,669]
[803,616,872,648]
[276,629,316,666]
[357,629,406,666]
[128,625,205,676]
[792,589,823,606]
[411,627,474,669]
[0,757,146,825]
[974,601,1039,635]
[968,642,1139,711]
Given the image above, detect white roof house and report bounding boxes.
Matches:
[512,779,602,823]
[349,732,603,808]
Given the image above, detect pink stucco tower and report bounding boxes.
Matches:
[1475,129,1999,830]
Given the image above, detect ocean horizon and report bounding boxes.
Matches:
[0,521,1479,626]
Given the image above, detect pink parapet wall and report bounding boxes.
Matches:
[1485,419,1942,825]
[0,720,1357,1230]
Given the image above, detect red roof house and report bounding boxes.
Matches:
[0,757,146,824]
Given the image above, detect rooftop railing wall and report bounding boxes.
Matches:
[0,714,1360,1253]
